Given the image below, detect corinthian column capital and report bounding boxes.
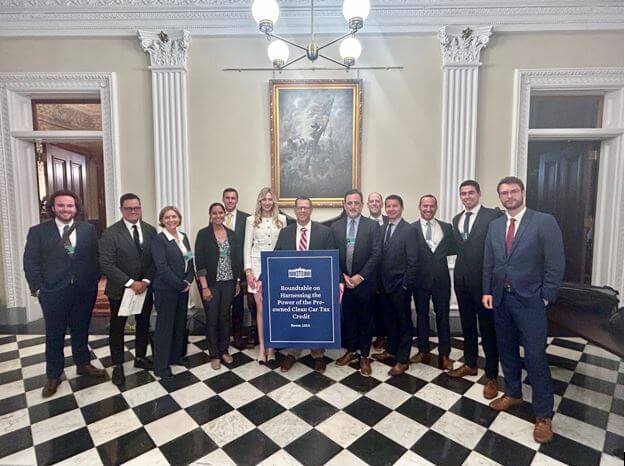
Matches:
[138,29,191,69]
[439,25,493,67]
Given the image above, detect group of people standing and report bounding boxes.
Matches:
[23,175,564,444]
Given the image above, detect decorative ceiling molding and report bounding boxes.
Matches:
[0,1,622,36]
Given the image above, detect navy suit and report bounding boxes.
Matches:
[23,220,100,379]
[483,208,565,417]
[151,231,195,376]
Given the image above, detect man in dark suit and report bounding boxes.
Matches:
[222,187,251,349]
[100,193,157,386]
[371,195,419,376]
[274,197,336,373]
[483,176,565,443]
[331,190,381,376]
[448,180,501,400]
[411,195,455,370]
[23,190,105,397]
[366,192,388,351]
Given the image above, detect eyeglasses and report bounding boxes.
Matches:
[122,206,142,212]
[499,189,522,197]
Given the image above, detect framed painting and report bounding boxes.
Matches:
[270,79,362,207]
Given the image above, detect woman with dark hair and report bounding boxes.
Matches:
[151,206,195,379]
[195,202,242,370]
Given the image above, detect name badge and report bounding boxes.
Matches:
[184,251,194,261]
[461,232,468,240]
[219,249,228,258]
[65,245,75,254]
[346,238,356,246]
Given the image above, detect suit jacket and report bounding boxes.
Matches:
[483,208,565,307]
[413,219,455,291]
[379,219,419,293]
[330,216,381,283]
[452,206,501,292]
[151,231,195,292]
[369,214,388,228]
[99,220,157,300]
[195,225,243,287]
[23,220,100,294]
[274,221,335,251]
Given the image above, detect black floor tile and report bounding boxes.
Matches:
[160,427,218,466]
[344,396,392,426]
[0,393,26,416]
[294,371,334,394]
[238,395,285,425]
[35,427,94,465]
[505,400,537,424]
[248,371,290,394]
[0,426,33,458]
[556,397,609,429]
[412,430,470,466]
[20,352,47,367]
[291,396,338,426]
[97,427,155,466]
[348,429,406,466]
[551,338,585,352]
[204,371,245,393]
[23,373,49,392]
[611,397,624,415]
[221,351,254,370]
[339,371,382,394]
[158,370,200,392]
[192,339,209,351]
[547,354,579,371]
[69,373,110,392]
[384,372,427,394]
[133,395,180,424]
[223,428,280,465]
[0,368,22,385]
[396,397,445,427]
[284,428,342,466]
[580,353,621,371]
[431,372,473,394]
[0,350,19,363]
[99,352,133,368]
[604,431,624,459]
[0,335,17,345]
[298,354,334,370]
[28,394,78,424]
[617,372,623,385]
[186,351,211,368]
[449,397,498,428]
[88,337,110,349]
[552,378,569,396]
[81,394,130,424]
[185,396,233,425]
[570,373,616,396]
[17,335,46,349]
[475,430,536,466]
[118,370,155,392]
[539,433,602,466]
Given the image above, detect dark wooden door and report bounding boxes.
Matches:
[46,144,88,209]
[526,141,600,284]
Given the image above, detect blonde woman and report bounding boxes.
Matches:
[244,187,286,363]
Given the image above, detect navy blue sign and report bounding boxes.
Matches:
[261,250,341,348]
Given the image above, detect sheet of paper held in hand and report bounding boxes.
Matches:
[118,288,147,316]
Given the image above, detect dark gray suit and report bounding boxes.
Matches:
[100,220,157,366]
[229,210,251,341]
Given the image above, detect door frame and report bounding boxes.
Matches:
[511,68,624,294]
[0,72,121,322]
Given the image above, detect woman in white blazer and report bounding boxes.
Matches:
[244,187,286,363]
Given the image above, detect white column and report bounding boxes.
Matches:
[438,25,492,221]
[139,30,191,224]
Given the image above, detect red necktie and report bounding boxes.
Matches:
[505,218,516,255]
[298,227,308,251]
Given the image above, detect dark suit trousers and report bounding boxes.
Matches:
[495,290,553,418]
[342,282,375,357]
[231,289,253,337]
[204,280,235,358]
[39,284,97,379]
[108,292,153,366]
[153,290,189,376]
[455,285,499,379]
[371,291,386,337]
[382,287,412,364]
[414,286,451,356]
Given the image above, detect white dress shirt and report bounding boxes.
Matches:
[163,229,189,256]
[461,204,482,236]
[296,221,312,251]
[505,207,527,236]
[419,218,443,252]
[55,218,76,246]
[370,215,385,226]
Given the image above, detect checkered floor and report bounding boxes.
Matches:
[0,334,622,466]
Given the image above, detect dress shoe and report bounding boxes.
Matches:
[314,358,327,373]
[221,353,234,364]
[409,352,431,364]
[210,359,221,370]
[371,351,395,363]
[533,417,554,443]
[489,395,523,411]
[372,337,386,350]
[134,356,154,370]
[232,336,246,351]
[438,355,454,370]
[280,355,297,372]
[77,363,107,378]
[112,365,125,386]
[483,378,499,399]
[388,363,409,376]
[155,369,173,379]
[335,351,358,366]
[447,364,478,378]
[172,357,190,368]
[359,357,372,377]
[41,377,63,398]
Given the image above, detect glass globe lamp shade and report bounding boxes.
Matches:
[342,0,370,29]
[268,40,289,68]
[339,37,361,66]
[252,0,280,32]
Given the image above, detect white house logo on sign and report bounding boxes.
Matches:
[288,267,312,279]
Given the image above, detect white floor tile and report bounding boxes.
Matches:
[489,412,539,450]
[0,447,37,466]
[257,449,303,466]
[169,382,215,408]
[201,410,254,447]
[87,409,142,446]
[374,411,428,448]
[394,450,436,465]
[563,384,613,411]
[122,381,168,408]
[31,408,86,445]
[463,451,503,465]
[324,449,368,466]
[607,413,624,436]
[415,383,461,410]
[121,448,170,466]
[231,360,270,380]
[316,383,361,409]
[258,410,312,448]
[0,408,30,436]
[192,448,237,466]
[145,410,197,446]
[552,413,608,451]
[365,383,411,409]
[575,362,619,383]
[268,382,312,409]
[316,411,369,447]
[219,381,264,408]
[56,447,104,466]
[431,411,487,449]
[73,381,120,407]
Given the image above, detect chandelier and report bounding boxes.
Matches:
[252,0,371,70]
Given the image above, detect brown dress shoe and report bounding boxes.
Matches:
[371,351,395,362]
[533,417,554,443]
[314,358,327,373]
[409,352,431,364]
[483,379,499,399]
[447,364,478,378]
[359,357,372,377]
[372,337,386,350]
[388,363,409,376]
[77,363,107,378]
[438,355,454,370]
[489,395,523,411]
[335,351,358,366]
[41,377,63,398]
[280,355,297,372]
